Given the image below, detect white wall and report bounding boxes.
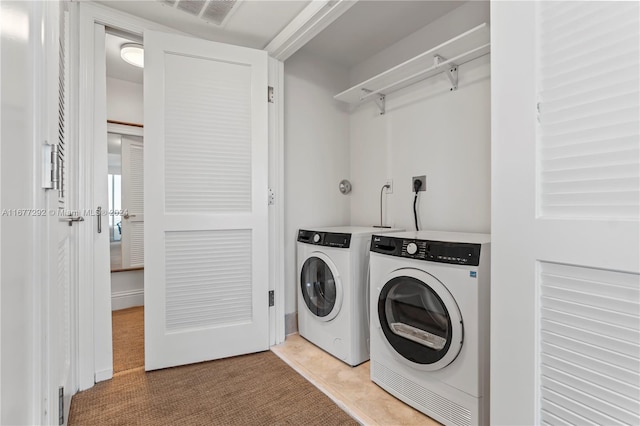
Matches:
[1,1,37,423]
[283,51,351,316]
[282,2,491,320]
[106,77,143,124]
[111,270,144,310]
[349,2,491,233]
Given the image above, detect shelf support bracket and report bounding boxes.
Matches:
[361,88,386,115]
[434,55,458,91]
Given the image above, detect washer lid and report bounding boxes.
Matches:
[300,252,343,321]
[378,268,463,371]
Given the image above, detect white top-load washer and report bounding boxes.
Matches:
[369,231,490,426]
[297,226,403,366]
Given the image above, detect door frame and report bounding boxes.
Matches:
[74,2,285,390]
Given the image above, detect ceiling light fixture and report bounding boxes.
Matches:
[120,43,144,68]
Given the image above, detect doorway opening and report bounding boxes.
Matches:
[105,28,145,372]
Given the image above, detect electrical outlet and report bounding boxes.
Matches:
[385,179,393,194]
[412,175,426,192]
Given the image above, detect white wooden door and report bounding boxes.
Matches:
[144,30,269,370]
[491,1,640,424]
[121,136,144,269]
[47,2,73,423]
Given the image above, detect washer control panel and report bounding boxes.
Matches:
[370,235,481,266]
[298,229,351,248]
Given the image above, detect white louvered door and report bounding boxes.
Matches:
[144,30,269,370]
[491,1,639,424]
[121,136,144,269]
[536,3,640,424]
[48,2,73,423]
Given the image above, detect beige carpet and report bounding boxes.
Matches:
[70,307,357,425]
[112,306,145,373]
[69,351,358,425]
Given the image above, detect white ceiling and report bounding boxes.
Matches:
[103,0,468,83]
[300,1,466,68]
[95,0,310,48]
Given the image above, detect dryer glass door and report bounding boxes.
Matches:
[301,256,338,318]
[378,275,462,368]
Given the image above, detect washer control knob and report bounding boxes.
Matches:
[313,233,321,243]
[406,242,418,255]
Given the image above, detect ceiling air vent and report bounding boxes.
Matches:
[161,0,240,26]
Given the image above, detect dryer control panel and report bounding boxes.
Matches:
[298,229,351,248]
[370,235,481,266]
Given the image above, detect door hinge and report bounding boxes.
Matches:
[58,386,64,425]
[268,188,275,205]
[268,290,274,307]
[43,143,61,191]
[268,86,274,103]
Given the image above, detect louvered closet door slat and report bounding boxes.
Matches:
[541,382,630,426]
[541,67,638,105]
[129,223,144,266]
[542,177,639,197]
[541,341,639,387]
[542,308,638,344]
[165,230,252,332]
[539,1,608,28]
[542,16,637,63]
[542,163,639,185]
[542,93,639,127]
[538,1,640,220]
[542,352,639,405]
[542,331,639,375]
[541,399,593,426]
[164,53,251,214]
[539,261,640,425]
[542,149,639,172]
[128,140,144,268]
[121,137,144,269]
[542,297,639,331]
[542,31,638,82]
[541,105,639,136]
[542,366,639,419]
[129,142,143,213]
[540,3,636,50]
[542,136,637,159]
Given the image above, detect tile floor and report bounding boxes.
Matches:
[271,333,440,426]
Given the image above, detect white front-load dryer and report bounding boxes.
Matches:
[297,226,403,366]
[369,231,491,426]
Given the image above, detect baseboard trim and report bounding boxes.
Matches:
[285,312,298,335]
[111,289,144,311]
[95,368,113,383]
